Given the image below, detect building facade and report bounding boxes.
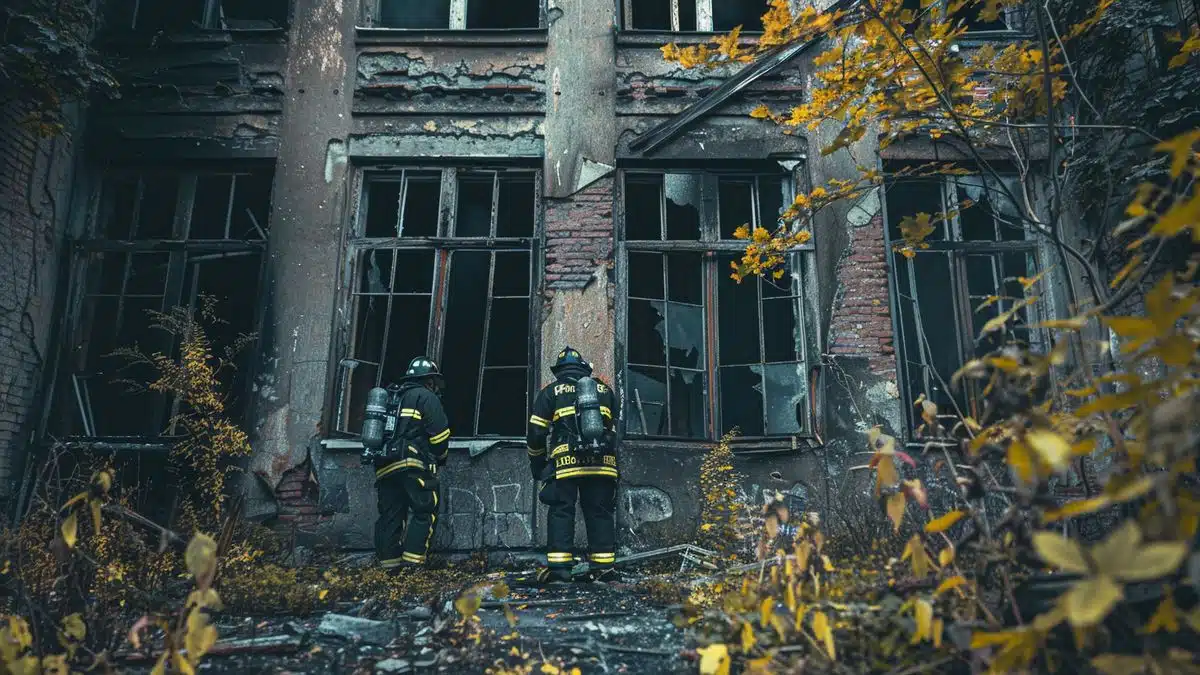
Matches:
[0,0,1111,554]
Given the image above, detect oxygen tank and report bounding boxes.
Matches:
[575,376,605,445]
[361,386,391,451]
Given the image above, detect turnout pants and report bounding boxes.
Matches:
[542,476,617,570]
[375,471,440,568]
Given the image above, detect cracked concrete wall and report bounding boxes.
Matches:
[246,0,358,509]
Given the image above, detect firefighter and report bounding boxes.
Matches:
[374,356,451,573]
[527,346,620,583]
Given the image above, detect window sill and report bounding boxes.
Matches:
[620,436,821,454]
[98,28,286,49]
[355,27,548,47]
[321,437,526,458]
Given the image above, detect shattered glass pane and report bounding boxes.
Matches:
[229,172,273,240]
[763,362,807,434]
[467,0,540,28]
[443,251,490,433]
[718,178,754,239]
[379,0,451,28]
[135,175,179,239]
[668,368,706,438]
[624,176,663,240]
[665,301,704,369]
[401,172,441,238]
[628,252,664,299]
[365,181,401,237]
[496,174,536,238]
[492,251,531,297]
[456,174,494,237]
[955,175,999,242]
[718,254,761,364]
[353,294,387,365]
[626,366,667,435]
[885,174,945,242]
[191,175,234,239]
[478,368,528,436]
[762,298,801,363]
[713,0,767,31]
[719,364,764,436]
[627,299,667,366]
[664,173,702,240]
[392,250,435,293]
[359,250,395,295]
[101,177,139,239]
[486,298,530,367]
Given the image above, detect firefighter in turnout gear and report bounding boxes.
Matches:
[527,347,620,583]
[374,357,451,572]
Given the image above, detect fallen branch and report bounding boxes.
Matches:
[114,634,306,662]
[102,504,187,547]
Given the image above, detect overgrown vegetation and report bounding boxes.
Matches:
[663,0,1200,673]
[0,0,116,136]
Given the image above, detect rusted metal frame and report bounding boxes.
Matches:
[700,174,720,441]
[696,0,714,31]
[429,169,457,365]
[471,174,501,435]
[621,239,813,252]
[371,169,409,387]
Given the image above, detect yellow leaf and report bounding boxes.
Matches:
[811,610,835,660]
[503,603,518,628]
[185,533,218,585]
[886,492,906,532]
[1037,317,1087,330]
[1031,531,1089,573]
[1043,497,1111,523]
[938,545,955,567]
[455,592,482,619]
[1062,575,1123,627]
[1154,130,1200,177]
[911,598,933,644]
[740,621,755,653]
[936,575,968,596]
[1142,593,1180,634]
[60,512,78,549]
[41,654,68,675]
[60,614,86,643]
[1093,521,1142,576]
[1008,440,1036,484]
[1116,542,1189,581]
[933,618,944,649]
[1026,429,1071,472]
[925,510,966,533]
[750,105,772,119]
[185,611,218,663]
[318,589,329,600]
[1106,316,1157,340]
[970,629,1017,649]
[698,644,731,675]
[1110,475,1155,503]
[903,535,933,578]
[89,500,102,534]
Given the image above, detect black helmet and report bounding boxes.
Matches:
[551,346,592,374]
[401,356,445,386]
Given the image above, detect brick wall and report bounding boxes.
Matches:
[0,102,74,499]
[828,212,897,377]
[273,459,324,527]
[543,178,615,290]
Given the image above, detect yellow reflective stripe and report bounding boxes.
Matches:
[547,552,574,562]
[401,552,426,563]
[380,557,405,568]
[600,406,612,418]
[550,444,570,457]
[528,446,546,457]
[529,415,549,428]
[556,466,618,479]
[552,407,575,421]
[416,477,425,487]
[375,458,426,478]
[400,408,422,419]
[429,429,451,444]
[589,553,615,563]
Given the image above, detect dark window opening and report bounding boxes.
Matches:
[378,0,451,28]
[713,0,767,32]
[339,169,537,438]
[886,171,1044,426]
[467,0,541,28]
[956,1,1008,31]
[625,0,697,31]
[53,168,272,439]
[623,171,812,442]
[107,0,288,32]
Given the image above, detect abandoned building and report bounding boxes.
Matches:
[1,0,1172,555]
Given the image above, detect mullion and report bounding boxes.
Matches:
[396,169,409,237]
[128,177,146,240]
[490,171,500,238]
[223,175,236,239]
[757,275,769,435]
[375,249,399,387]
[661,247,672,436]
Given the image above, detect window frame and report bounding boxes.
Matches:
[620,0,771,33]
[48,167,272,442]
[615,166,821,448]
[362,0,548,29]
[882,170,1050,435]
[330,165,544,442]
[106,0,290,32]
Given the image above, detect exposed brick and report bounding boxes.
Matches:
[543,178,615,290]
[829,214,898,376]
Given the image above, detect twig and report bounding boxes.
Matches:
[102,504,188,547]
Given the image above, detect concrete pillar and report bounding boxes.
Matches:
[540,0,619,384]
[248,0,357,500]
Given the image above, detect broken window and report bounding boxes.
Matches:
[374,0,542,29]
[50,169,273,438]
[336,169,538,439]
[106,0,288,31]
[622,171,815,442]
[885,170,1047,427]
[622,0,767,32]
